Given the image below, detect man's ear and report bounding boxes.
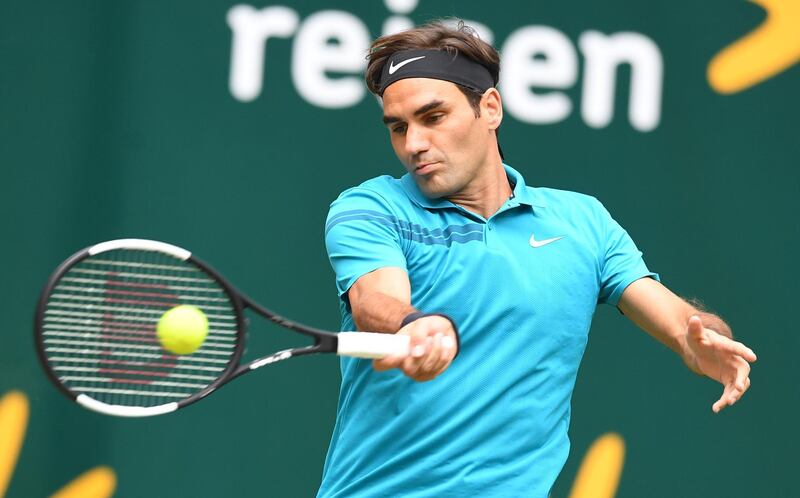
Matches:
[482,88,503,131]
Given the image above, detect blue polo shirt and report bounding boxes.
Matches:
[318,165,657,498]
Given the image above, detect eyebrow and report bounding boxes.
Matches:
[382,100,446,125]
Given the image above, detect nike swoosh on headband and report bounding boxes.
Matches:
[388,56,427,75]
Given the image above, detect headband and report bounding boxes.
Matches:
[377,49,494,96]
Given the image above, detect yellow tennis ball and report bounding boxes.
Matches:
[156,305,209,355]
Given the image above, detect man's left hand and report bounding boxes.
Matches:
[685,315,757,413]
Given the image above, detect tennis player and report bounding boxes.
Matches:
[318,22,756,497]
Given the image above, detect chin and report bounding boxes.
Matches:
[415,178,453,199]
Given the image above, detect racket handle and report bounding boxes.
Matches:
[336,332,411,359]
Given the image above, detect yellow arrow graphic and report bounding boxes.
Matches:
[708,0,800,94]
[0,391,117,498]
[50,467,116,498]
[568,433,626,498]
[0,392,28,498]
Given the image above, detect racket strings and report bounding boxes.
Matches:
[41,249,239,407]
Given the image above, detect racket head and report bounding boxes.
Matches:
[34,239,246,417]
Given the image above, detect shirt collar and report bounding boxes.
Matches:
[505,164,547,208]
[400,163,547,209]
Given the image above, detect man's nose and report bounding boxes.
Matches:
[404,124,430,156]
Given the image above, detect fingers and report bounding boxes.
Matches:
[372,316,457,381]
[418,334,442,375]
[688,315,757,363]
[688,315,703,332]
[708,335,757,364]
[712,396,727,413]
[732,358,749,393]
[713,382,745,413]
[712,358,752,413]
[419,333,456,381]
[687,315,706,343]
[402,333,455,381]
[372,327,427,372]
[687,315,756,413]
[719,339,757,363]
[401,336,434,380]
[372,355,403,371]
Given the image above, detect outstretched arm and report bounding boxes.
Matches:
[618,277,757,413]
[348,267,457,382]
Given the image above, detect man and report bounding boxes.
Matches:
[318,22,756,498]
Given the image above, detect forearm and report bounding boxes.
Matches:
[351,290,416,333]
[348,266,415,333]
[619,279,735,374]
[619,281,693,356]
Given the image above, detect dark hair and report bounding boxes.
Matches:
[366,20,500,98]
[365,21,503,157]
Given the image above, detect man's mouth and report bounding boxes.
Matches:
[415,161,439,174]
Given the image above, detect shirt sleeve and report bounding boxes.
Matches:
[595,200,660,306]
[324,187,408,306]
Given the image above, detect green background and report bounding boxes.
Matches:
[1,1,797,496]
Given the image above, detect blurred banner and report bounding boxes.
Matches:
[1,1,797,496]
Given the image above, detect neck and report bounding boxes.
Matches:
[446,160,512,219]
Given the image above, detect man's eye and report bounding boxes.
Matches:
[392,125,407,134]
[427,114,444,124]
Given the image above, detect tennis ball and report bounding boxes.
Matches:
[156,305,209,355]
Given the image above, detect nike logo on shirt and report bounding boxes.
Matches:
[529,233,564,248]
[388,56,426,74]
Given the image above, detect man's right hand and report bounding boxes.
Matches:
[372,315,457,381]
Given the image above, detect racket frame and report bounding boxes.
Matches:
[34,239,342,417]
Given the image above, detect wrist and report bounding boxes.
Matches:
[677,330,703,375]
[683,351,703,375]
[400,312,461,358]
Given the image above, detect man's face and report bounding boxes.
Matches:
[381,78,496,199]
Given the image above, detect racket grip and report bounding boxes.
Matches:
[336,332,411,359]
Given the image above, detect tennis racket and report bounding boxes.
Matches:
[34,239,410,417]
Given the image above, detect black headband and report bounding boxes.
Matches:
[377,49,494,96]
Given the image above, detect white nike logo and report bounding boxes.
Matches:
[388,56,426,74]
[529,233,564,248]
